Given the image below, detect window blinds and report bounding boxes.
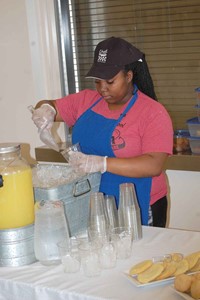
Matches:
[65,0,200,129]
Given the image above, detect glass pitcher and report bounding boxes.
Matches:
[34,200,70,266]
[0,143,35,229]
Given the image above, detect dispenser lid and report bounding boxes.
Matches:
[186,117,200,124]
[174,129,190,137]
[195,87,200,92]
[0,143,20,154]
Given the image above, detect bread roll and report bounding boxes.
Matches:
[190,279,200,299]
[174,274,193,293]
[193,273,200,280]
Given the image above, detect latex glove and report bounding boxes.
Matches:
[31,104,56,131]
[69,152,107,174]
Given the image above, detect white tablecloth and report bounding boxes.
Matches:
[0,226,199,300]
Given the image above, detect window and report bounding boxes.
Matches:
[57,0,200,129]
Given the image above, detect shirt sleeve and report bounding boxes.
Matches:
[55,89,99,127]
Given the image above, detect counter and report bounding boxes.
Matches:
[164,151,200,172]
[35,145,200,172]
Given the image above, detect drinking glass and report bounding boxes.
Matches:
[104,195,118,229]
[57,237,81,273]
[78,241,102,277]
[118,183,142,240]
[34,200,70,266]
[88,229,117,269]
[99,240,117,269]
[88,228,108,245]
[110,226,133,260]
[88,192,109,234]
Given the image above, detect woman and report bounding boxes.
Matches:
[32,37,173,227]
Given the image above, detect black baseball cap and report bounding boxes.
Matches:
[86,37,144,80]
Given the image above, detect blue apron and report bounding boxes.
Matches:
[72,90,152,225]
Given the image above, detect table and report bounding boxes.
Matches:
[0,226,199,300]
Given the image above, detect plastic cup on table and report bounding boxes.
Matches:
[88,228,117,269]
[78,240,102,277]
[57,237,81,273]
[110,226,134,260]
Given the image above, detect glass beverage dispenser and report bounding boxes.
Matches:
[0,143,35,229]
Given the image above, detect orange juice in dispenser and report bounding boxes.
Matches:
[0,143,35,229]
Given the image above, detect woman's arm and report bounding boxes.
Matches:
[107,152,168,178]
[69,151,168,178]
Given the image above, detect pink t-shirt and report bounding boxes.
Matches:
[56,89,173,205]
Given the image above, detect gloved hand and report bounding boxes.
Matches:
[32,104,56,131]
[69,152,107,174]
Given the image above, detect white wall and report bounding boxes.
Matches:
[0,0,199,231]
[167,170,200,231]
[0,0,39,163]
[0,0,65,163]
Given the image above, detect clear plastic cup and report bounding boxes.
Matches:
[87,228,117,269]
[110,226,133,260]
[57,237,81,273]
[118,183,142,240]
[88,192,109,234]
[61,143,81,162]
[78,241,102,277]
[99,239,117,269]
[104,195,118,229]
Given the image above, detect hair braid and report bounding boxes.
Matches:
[125,57,157,101]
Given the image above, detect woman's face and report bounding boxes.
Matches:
[95,70,134,108]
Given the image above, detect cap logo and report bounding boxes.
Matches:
[97,49,108,63]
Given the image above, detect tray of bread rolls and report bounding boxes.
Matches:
[171,272,200,299]
[123,251,200,288]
